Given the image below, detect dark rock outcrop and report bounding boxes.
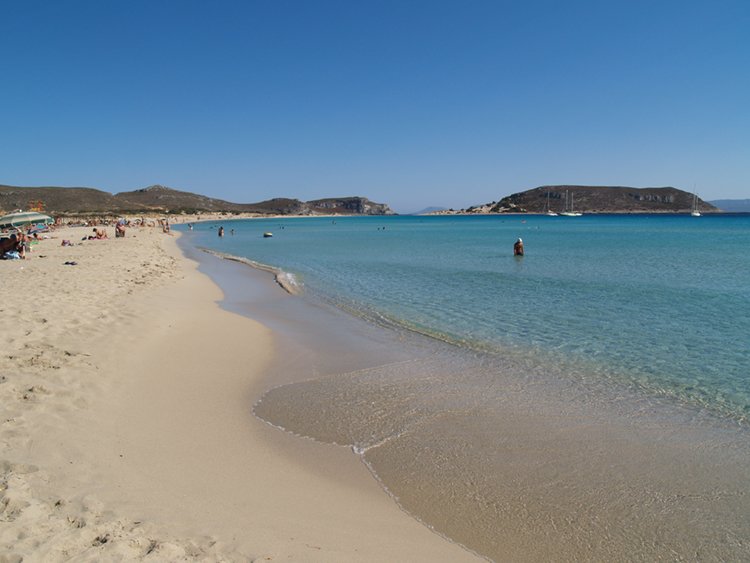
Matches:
[306,197,394,215]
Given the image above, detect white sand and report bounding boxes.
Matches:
[0,225,478,561]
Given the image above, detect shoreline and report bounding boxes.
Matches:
[198,247,302,295]
[7,218,750,561]
[184,217,750,561]
[0,224,478,561]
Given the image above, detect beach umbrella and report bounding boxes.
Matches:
[0,211,54,229]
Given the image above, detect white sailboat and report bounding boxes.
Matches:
[691,193,701,217]
[560,190,582,217]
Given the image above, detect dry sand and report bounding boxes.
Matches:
[1,225,478,561]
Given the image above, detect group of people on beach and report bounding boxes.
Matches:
[0,232,28,259]
[0,216,148,259]
[1,214,197,261]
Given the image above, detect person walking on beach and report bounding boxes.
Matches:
[513,238,524,256]
[218,226,224,237]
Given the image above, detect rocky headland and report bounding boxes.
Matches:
[435,185,718,215]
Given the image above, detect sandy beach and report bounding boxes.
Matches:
[0,224,478,561]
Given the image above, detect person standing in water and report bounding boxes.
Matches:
[513,238,524,256]
[218,226,224,237]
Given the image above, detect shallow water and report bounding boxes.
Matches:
[252,347,750,561]
[181,214,750,560]
[187,214,750,421]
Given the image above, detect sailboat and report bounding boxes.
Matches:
[545,192,558,216]
[560,190,582,217]
[691,193,701,217]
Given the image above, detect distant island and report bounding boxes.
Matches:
[709,199,750,212]
[0,184,394,217]
[409,206,448,215]
[431,185,719,215]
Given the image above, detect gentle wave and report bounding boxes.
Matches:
[199,247,302,295]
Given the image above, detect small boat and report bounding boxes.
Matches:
[691,193,701,217]
[263,232,273,238]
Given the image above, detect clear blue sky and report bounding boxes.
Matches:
[2,0,748,212]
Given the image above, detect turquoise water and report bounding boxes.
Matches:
[184,213,750,422]
[183,214,750,560]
